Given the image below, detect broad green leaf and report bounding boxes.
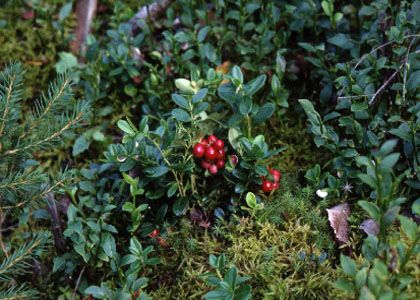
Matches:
[245,192,257,208]
[357,174,377,189]
[85,286,106,298]
[334,278,355,292]
[173,197,189,216]
[192,88,208,103]
[55,52,78,73]
[413,198,420,215]
[59,2,73,21]
[398,215,417,240]
[228,127,242,149]
[253,103,275,124]
[245,74,266,95]
[72,135,90,157]
[232,65,243,83]
[340,254,357,276]
[351,102,368,112]
[378,153,400,171]
[321,0,333,16]
[172,94,190,110]
[167,182,178,198]
[172,108,191,122]
[328,34,354,49]
[358,200,381,221]
[197,26,210,42]
[239,96,252,115]
[117,120,136,135]
[145,166,169,178]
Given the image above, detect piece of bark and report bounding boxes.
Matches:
[70,0,98,55]
[128,0,173,34]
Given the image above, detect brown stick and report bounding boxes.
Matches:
[70,0,98,55]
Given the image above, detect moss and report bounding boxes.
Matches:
[227,219,339,299]
[150,208,339,299]
[0,0,73,99]
[265,113,328,174]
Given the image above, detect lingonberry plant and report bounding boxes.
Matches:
[105,67,284,224]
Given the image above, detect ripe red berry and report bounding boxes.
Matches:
[216,159,225,169]
[230,155,239,165]
[207,135,218,144]
[217,148,226,160]
[200,138,209,146]
[193,143,205,158]
[148,229,159,238]
[205,146,217,160]
[269,168,281,182]
[214,139,225,150]
[262,180,274,193]
[273,182,279,190]
[201,160,211,169]
[209,164,218,175]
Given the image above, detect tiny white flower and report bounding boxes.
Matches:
[316,189,328,198]
[117,156,126,162]
[135,141,139,148]
[337,170,343,178]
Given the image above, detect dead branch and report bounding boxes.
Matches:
[70,0,98,56]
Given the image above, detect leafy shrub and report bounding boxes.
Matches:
[105,68,283,222]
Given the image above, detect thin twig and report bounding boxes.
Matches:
[402,37,416,103]
[0,75,16,137]
[354,34,420,70]
[4,111,84,156]
[0,209,9,257]
[368,66,403,106]
[368,48,420,106]
[337,94,373,101]
[1,179,64,210]
[72,265,86,300]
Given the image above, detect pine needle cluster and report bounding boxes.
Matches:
[0,63,88,298]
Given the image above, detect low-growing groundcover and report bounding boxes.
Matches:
[0,0,419,299]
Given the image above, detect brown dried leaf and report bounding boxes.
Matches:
[326,203,350,243]
[359,219,379,236]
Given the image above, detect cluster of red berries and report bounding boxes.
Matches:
[193,135,226,175]
[261,167,282,193]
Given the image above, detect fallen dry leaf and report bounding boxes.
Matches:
[326,203,350,243]
[359,219,379,236]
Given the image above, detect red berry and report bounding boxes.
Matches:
[273,183,279,190]
[214,139,225,150]
[230,155,239,165]
[148,229,159,238]
[207,135,217,144]
[216,159,225,169]
[193,143,205,158]
[262,180,274,193]
[200,138,209,146]
[201,160,211,169]
[132,76,142,84]
[205,146,217,160]
[22,11,35,20]
[209,164,218,175]
[217,149,226,160]
[269,168,281,182]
